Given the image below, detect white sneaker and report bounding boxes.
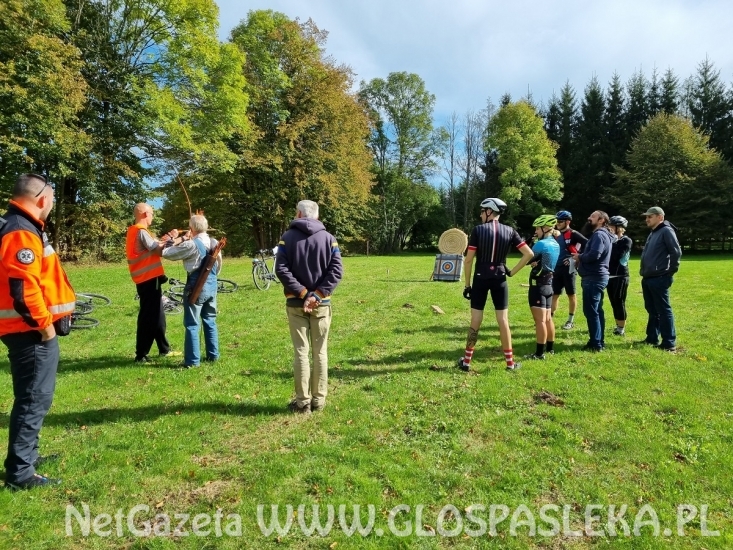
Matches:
[562,321,574,330]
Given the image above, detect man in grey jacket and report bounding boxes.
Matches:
[276,200,343,414]
[639,206,681,351]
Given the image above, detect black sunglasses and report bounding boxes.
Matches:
[31,174,51,197]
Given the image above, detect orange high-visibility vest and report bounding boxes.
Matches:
[0,202,76,336]
[126,224,165,284]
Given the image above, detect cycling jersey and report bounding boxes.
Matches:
[529,237,560,285]
[468,220,526,279]
[555,229,588,262]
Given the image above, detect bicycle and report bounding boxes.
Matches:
[70,313,99,329]
[70,292,108,329]
[163,278,185,315]
[252,248,279,290]
[75,292,111,307]
[169,277,237,297]
[162,294,182,315]
[217,279,238,293]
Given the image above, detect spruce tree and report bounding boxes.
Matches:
[605,72,627,167]
[573,75,607,213]
[686,58,733,161]
[544,92,562,144]
[660,68,680,115]
[556,81,578,211]
[625,70,649,145]
[648,67,662,117]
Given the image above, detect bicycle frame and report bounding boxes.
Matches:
[252,249,279,290]
[252,250,277,279]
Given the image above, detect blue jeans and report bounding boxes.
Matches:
[183,295,219,366]
[581,277,608,349]
[641,275,676,348]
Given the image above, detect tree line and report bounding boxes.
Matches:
[436,61,733,248]
[2,1,731,258]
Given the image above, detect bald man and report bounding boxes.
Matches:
[126,203,170,362]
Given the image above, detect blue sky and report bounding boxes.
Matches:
[216,0,733,122]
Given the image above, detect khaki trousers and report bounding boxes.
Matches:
[286,305,332,408]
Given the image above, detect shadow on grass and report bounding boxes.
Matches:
[389,324,539,341]
[0,402,286,429]
[373,279,434,283]
[55,356,220,374]
[332,349,465,373]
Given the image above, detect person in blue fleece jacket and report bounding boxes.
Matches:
[275,200,343,414]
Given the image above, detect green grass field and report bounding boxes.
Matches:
[1,253,732,549]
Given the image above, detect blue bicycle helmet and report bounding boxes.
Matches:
[556,210,572,221]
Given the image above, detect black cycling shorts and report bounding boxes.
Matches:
[470,277,509,311]
[552,265,576,296]
[529,284,553,309]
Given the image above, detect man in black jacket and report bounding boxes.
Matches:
[639,207,681,351]
[276,200,343,414]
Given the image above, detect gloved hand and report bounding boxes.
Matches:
[506,268,513,277]
[463,286,471,300]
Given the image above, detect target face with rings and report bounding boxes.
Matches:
[432,253,463,281]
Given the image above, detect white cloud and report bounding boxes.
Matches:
[218,0,733,120]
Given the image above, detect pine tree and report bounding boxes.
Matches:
[605,72,626,163]
[625,70,649,144]
[555,81,578,211]
[660,68,680,115]
[572,75,607,213]
[602,72,627,207]
[686,58,733,161]
[544,92,562,144]
[648,67,662,117]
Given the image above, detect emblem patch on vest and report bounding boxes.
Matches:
[16,249,35,264]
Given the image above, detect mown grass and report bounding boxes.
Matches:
[0,253,732,549]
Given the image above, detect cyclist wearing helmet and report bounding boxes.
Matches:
[524,215,560,360]
[608,216,632,336]
[459,198,534,372]
[552,210,588,330]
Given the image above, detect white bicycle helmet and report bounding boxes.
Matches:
[480,197,507,214]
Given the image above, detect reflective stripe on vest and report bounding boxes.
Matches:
[126,224,164,284]
[0,300,73,319]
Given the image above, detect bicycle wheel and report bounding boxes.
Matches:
[252,264,271,290]
[164,303,182,315]
[75,301,94,315]
[75,293,111,306]
[71,316,99,329]
[168,284,186,301]
[217,278,238,293]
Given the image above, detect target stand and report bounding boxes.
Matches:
[432,254,464,282]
